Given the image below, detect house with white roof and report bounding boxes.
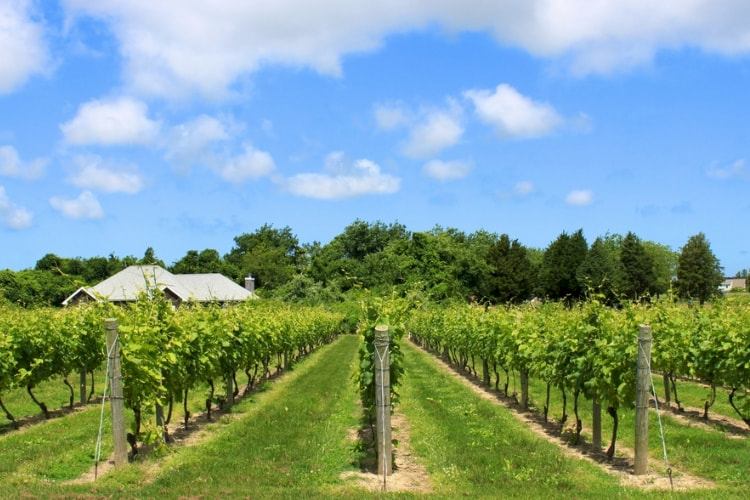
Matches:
[62,265,255,306]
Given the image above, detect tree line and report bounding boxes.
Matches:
[0,220,727,307]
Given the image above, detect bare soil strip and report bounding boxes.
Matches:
[341,410,433,494]
[409,340,715,493]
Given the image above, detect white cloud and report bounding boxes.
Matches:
[62,1,750,98]
[217,145,275,184]
[422,159,473,181]
[61,96,161,145]
[164,115,231,169]
[0,0,48,93]
[464,84,562,139]
[565,189,594,206]
[49,190,104,219]
[514,181,535,196]
[0,145,46,179]
[374,103,410,130]
[285,151,400,199]
[402,105,464,158]
[68,155,144,193]
[0,185,32,229]
[706,159,748,180]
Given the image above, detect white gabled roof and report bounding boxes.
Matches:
[62,265,254,305]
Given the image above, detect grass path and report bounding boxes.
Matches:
[4,333,748,499]
[397,340,641,499]
[7,335,364,499]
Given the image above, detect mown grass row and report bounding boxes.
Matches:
[429,343,750,498]
[2,334,747,498]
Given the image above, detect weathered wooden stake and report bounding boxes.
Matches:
[592,396,602,453]
[663,374,671,407]
[79,368,87,405]
[634,324,653,475]
[520,371,529,409]
[105,318,128,467]
[374,325,392,478]
[225,373,234,409]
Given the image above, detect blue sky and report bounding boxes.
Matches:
[1,1,749,275]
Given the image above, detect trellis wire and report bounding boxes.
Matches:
[640,342,674,490]
[94,331,118,480]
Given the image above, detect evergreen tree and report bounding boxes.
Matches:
[620,232,655,300]
[538,229,588,302]
[486,234,533,304]
[675,232,724,304]
[576,234,622,302]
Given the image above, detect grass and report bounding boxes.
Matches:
[1,335,365,499]
[398,341,638,498]
[1,334,749,498]
[453,352,750,498]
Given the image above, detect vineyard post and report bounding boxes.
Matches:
[225,374,234,409]
[592,396,602,453]
[105,318,128,467]
[374,325,392,478]
[79,368,87,405]
[663,374,671,407]
[634,324,653,475]
[520,372,529,409]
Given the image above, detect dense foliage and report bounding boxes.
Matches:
[0,220,732,308]
[408,296,750,458]
[0,298,344,447]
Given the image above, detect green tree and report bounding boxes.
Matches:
[170,249,229,275]
[620,232,655,300]
[224,224,302,290]
[138,247,165,267]
[675,232,724,304]
[538,229,588,302]
[642,241,677,296]
[576,234,623,302]
[307,220,409,291]
[486,234,533,304]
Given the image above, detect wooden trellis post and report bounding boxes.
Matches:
[105,318,128,467]
[634,324,652,475]
[374,325,392,478]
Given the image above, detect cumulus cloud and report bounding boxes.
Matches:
[49,190,104,219]
[0,185,32,229]
[706,159,749,180]
[565,189,594,206]
[0,0,48,93]
[422,159,473,181]
[68,155,144,193]
[374,102,410,130]
[464,84,562,139]
[285,151,400,199]
[402,105,464,158]
[164,115,231,170]
[0,145,46,179]
[61,96,161,145]
[63,1,421,98]
[216,145,275,184]
[61,1,750,98]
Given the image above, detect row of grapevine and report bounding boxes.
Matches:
[649,299,750,425]
[0,297,345,445]
[0,304,105,427]
[408,297,750,458]
[109,295,344,445]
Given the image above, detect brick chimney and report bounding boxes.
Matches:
[244,275,255,294]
